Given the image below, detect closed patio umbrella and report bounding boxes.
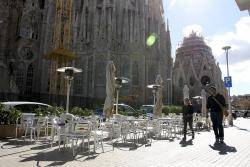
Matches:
[103,61,116,118]
[153,74,163,117]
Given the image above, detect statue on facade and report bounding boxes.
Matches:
[183,84,189,101]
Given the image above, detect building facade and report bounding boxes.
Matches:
[0,0,172,108]
[173,32,226,105]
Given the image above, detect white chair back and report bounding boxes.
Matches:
[20,113,36,127]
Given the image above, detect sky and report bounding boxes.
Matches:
[162,0,250,96]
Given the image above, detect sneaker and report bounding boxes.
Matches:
[182,137,186,141]
[215,138,220,143]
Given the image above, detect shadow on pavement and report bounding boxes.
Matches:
[0,139,34,149]
[233,125,250,132]
[179,139,193,147]
[19,147,100,166]
[209,142,237,155]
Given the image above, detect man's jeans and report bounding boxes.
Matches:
[210,111,224,140]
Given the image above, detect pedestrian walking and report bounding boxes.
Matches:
[206,86,226,144]
[182,98,195,141]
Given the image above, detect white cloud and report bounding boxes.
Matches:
[207,17,250,65]
[220,60,250,95]
[207,17,250,95]
[182,24,203,37]
[220,60,250,85]
[168,0,177,9]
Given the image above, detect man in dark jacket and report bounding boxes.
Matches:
[182,98,194,141]
[206,86,226,143]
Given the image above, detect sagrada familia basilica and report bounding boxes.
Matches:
[0,0,225,107]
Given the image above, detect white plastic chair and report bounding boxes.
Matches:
[16,113,36,141]
[31,116,48,141]
[67,119,92,156]
[91,122,114,153]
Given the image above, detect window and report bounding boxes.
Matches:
[121,59,130,78]
[189,76,195,87]
[74,76,83,94]
[96,58,105,85]
[26,64,33,94]
[16,63,26,94]
[148,66,155,84]
[178,77,183,88]
[132,61,139,85]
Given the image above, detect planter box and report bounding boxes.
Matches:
[0,125,24,138]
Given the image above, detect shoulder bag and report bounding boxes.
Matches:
[211,96,228,117]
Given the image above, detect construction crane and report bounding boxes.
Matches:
[44,0,76,96]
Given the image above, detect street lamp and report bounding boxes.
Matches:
[115,77,129,114]
[57,67,82,113]
[222,46,233,126]
[147,84,161,106]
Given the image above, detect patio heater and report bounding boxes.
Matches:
[57,67,82,113]
[115,77,129,114]
[147,84,161,106]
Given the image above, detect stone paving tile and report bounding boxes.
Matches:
[0,118,250,167]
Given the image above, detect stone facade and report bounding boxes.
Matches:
[0,0,172,108]
[173,32,226,105]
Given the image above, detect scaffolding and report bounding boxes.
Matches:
[44,0,76,96]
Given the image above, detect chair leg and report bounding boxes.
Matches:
[93,135,97,153]
[87,137,90,155]
[58,135,61,151]
[72,139,75,156]
[15,127,18,139]
[30,129,32,141]
[24,127,28,140]
[101,136,104,153]
[37,129,40,141]
[51,128,54,148]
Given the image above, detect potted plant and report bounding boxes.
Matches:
[47,106,64,116]
[0,103,22,138]
[70,107,92,117]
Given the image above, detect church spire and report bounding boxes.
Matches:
[167,19,170,32]
[166,18,171,56]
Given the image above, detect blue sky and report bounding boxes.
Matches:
[162,0,250,96]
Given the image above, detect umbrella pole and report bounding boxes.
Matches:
[116,89,119,114]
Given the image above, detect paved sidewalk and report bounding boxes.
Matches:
[0,118,250,167]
